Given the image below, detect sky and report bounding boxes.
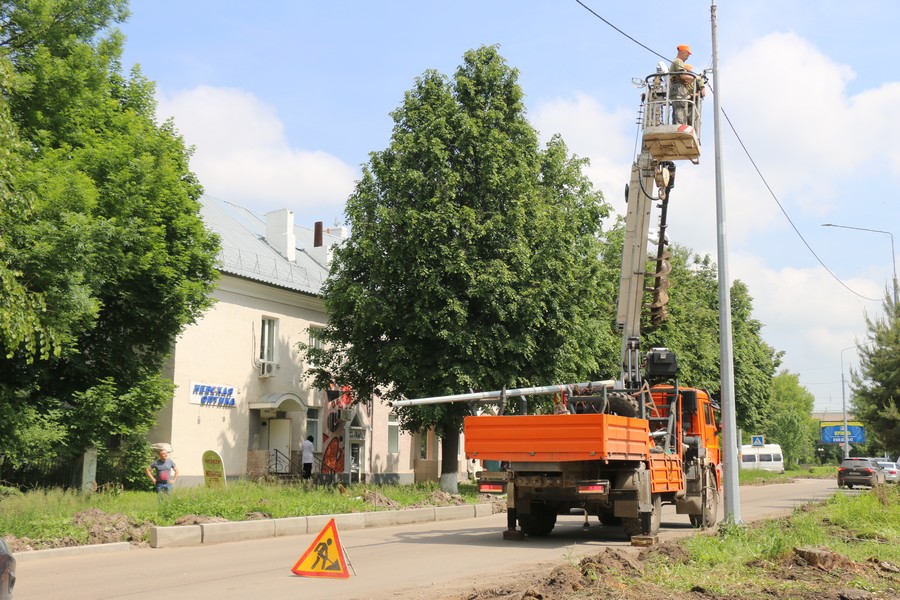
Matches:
[118,1,899,418]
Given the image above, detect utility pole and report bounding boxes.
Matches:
[711,0,742,525]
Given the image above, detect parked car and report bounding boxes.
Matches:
[0,538,14,600]
[875,461,899,484]
[837,457,886,488]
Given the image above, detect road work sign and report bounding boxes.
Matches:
[291,518,351,579]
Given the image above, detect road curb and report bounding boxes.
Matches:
[13,541,132,563]
[12,502,498,559]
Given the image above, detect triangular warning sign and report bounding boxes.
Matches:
[290,518,350,579]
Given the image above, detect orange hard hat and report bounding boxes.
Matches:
[677,44,692,53]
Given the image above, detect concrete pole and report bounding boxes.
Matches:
[711,0,742,525]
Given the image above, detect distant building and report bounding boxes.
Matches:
[149,196,462,486]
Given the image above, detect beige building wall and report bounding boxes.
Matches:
[150,274,439,487]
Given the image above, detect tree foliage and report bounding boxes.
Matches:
[642,246,780,431]
[0,0,219,481]
[766,371,817,466]
[303,46,613,490]
[851,294,900,458]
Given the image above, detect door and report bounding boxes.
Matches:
[268,418,291,474]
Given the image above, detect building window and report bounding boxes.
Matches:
[419,432,428,460]
[259,317,276,376]
[388,412,399,454]
[309,327,325,351]
[307,408,319,451]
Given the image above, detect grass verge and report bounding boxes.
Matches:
[0,481,481,546]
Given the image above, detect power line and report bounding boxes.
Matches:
[572,0,880,302]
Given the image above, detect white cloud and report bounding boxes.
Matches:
[531,93,635,212]
[156,85,358,226]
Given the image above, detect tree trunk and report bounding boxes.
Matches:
[439,432,460,494]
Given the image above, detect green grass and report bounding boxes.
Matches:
[738,464,835,486]
[0,481,481,543]
[631,484,900,598]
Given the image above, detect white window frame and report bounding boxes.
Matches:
[306,408,320,452]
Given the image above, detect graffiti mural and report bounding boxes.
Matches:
[320,385,353,474]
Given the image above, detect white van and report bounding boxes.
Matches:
[740,444,785,473]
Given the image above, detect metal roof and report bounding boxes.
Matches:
[200,196,342,295]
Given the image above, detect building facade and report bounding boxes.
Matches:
[149,197,463,487]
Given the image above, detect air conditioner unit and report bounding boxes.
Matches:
[259,362,275,378]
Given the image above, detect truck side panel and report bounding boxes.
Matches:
[649,453,684,493]
[465,413,650,463]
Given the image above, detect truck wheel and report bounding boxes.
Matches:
[690,468,719,528]
[623,493,661,537]
[518,504,557,537]
[607,392,639,418]
[598,511,622,526]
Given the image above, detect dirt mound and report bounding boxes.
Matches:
[174,514,229,525]
[405,490,470,509]
[4,508,151,551]
[479,493,508,514]
[363,489,401,509]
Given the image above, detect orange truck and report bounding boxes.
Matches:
[465,376,721,539]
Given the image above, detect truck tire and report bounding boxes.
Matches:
[689,468,719,528]
[598,511,622,526]
[622,493,661,537]
[606,391,639,418]
[518,503,557,537]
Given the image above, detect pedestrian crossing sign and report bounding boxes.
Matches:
[290,518,351,579]
[751,435,764,447]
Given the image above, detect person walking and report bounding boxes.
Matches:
[146,448,178,494]
[302,435,315,480]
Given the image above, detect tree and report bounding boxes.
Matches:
[642,247,780,432]
[851,293,900,458]
[303,46,612,492]
[766,371,817,467]
[0,0,219,482]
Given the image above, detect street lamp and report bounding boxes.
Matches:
[822,223,898,306]
[839,345,856,459]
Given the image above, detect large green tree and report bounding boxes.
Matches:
[851,294,900,458]
[0,0,219,483]
[304,46,613,492]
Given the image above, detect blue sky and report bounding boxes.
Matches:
[119,1,899,416]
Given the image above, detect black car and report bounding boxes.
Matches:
[0,538,14,600]
[837,457,886,489]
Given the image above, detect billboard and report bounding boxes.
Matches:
[820,421,866,444]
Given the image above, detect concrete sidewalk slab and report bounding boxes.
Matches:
[435,505,476,521]
[273,516,308,537]
[150,524,202,548]
[365,507,434,528]
[201,519,275,545]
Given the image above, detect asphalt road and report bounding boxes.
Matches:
[15,478,836,600]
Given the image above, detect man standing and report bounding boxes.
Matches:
[302,435,315,480]
[146,448,178,494]
[670,44,693,125]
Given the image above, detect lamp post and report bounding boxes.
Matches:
[839,345,856,459]
[822,224,898,306]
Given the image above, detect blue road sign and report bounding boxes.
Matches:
[751,435,764,447]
